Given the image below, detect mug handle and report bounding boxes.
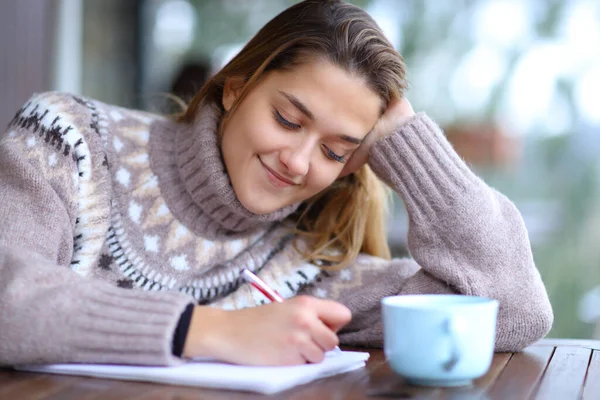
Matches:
[441,316,462,371]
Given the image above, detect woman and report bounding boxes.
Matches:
[0,0,552,367]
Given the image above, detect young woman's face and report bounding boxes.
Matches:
[220,59,382,215]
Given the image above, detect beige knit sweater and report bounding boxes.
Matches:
[0,92,553,366]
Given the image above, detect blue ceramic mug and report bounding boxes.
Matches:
[382,294,499,387]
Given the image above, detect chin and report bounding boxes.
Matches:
[244,203,274,215]
[238,194,279,215]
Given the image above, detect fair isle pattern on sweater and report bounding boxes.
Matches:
[7,94,111,275]
[6,92,321,309]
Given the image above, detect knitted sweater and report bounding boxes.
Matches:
[0,92,553,366]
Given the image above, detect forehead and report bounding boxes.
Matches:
[260,60,383,139]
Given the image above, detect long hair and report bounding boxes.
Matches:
[178,0,407,268]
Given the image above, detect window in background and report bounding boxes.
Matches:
[81,0,141,108]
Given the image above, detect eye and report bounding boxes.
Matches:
[322,145,346,163]
[273,109,301,130]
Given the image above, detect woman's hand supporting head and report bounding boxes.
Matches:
[340,97,415,178]
[182,296,351,365]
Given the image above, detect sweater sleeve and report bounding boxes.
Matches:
[0,92,192,366]
[299,113,553,352]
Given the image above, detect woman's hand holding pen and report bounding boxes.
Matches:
[182,296,351,365]
[340,96,415,177]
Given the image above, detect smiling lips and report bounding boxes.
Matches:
[259,158,298,188]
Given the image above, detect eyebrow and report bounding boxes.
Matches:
[279,91,315,121]
[278,90,363,145]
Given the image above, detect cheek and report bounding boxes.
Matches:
[222,122,257,160]
[226,110,278,153]
[306,166,342,193]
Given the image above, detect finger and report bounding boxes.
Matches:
[312,298,352,332]
[279,348,309,366]
[396,96,414,116]
[310,319,340,352]
[300,339,327,363]
[379,96,415,131]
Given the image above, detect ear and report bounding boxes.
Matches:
[222,76,246,111]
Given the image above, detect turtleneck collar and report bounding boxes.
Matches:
[148,102,300,238]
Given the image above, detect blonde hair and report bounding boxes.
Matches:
[178,0,407,268]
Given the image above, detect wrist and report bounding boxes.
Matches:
[182,306,227,359]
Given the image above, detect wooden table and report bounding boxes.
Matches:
[1,339,598,399]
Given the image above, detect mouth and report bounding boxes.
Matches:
[259,157,298,188]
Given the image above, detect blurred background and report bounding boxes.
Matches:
[2,0,600,339]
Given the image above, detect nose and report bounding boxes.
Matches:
[279,136,317,177]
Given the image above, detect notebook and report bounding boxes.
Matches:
[17,350,370,395]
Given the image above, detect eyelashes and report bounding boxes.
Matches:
[323,146,345,163]
[273,109,300,130]
[272,108,346,163]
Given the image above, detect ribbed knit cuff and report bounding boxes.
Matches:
[368,113,483,223]
[68,283,193,366]
[172,303,194,357]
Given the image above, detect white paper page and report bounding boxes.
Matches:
[17,350,370,395]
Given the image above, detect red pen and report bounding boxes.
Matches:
[241,268,284,303]
[240,268,342,354]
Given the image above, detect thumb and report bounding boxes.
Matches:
[339,97,409,177]
[339,130,378,177]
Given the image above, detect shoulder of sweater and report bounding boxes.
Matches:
[7,91,98,139]
[11,91,166,135]
[7,91,167,154]
[18,91,98,122]
[88,96,167,128]
[5,92,102,158]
